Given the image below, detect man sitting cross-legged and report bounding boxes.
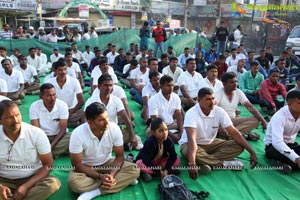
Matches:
[68,102,140,200]
[264,90,300,174]
[179,87,257,178]
[30,83,70,158]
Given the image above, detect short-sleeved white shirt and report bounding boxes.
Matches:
[92,85,126,100]
[177,71,203,98]
[198,78,223,93]
[69,122,123,166]
[0,69,24,92]
[130,67,150,86]
[162,65,183,85]
[142,82,159,98]
[37,53,48,65]
[178,104,232,146]
[227,66,246,81]
[106,52,119,64]
[27,56,41,71]
[0,122,51,179]
[29,99,69,136]
[148,91,181,125]
[0,95,10,101]
[15,64,38,83]
[45,75,82,109]
[0,79,7,93]
[50,53,64,63]
[215,88,249,118]
[68,62,81,77]
[91,67,118,85]
[84,94,124,124]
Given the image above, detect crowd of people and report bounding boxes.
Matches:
[1,21,300,200]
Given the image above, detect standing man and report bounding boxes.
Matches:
[68,102,140,200]
[0,100,61,200]
[216,21,229,55]
[0,23,12,39]
[264,90,300,173]
[233,25,244,48]
[152,21,167,58]
[30,83,70,158]
[178,88,258,178]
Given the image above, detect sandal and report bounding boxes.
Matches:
[244,132,260,141]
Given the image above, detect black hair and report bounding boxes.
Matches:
[0,100,18,119]
[149,70,160,80]
[1,59,12,65]
[231,48,237,52]
[130,59,138,66]
[218,55,225,59]
[160,75,173,85]
[221,72,236,83]
[65,52,72,57]
[250,61,259,67]
[150,117,165,131]
[186,58,195,65]
[53,59,67,70]
[206,64,218,71]
[17,55,26,60]
[0,46,6,51]
[161,53,168,59]
[148,57,158,65]
[98,74,112,85]
[286,90,300,102]
[40,83,54,95]
[169,57,178,62]
[198,87,214,98]
[85,102,106,121]
[268,69,280,76]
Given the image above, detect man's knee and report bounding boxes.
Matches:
[46,176,61,194]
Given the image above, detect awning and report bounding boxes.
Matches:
[41,17,91,22]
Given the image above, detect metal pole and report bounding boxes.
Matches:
[184,0,188,27]
[216,0,221,27]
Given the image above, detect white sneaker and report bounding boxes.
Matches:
[223,160,244,170]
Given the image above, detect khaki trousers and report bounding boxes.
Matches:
[180,138,244,166]
[180,96,197,110]
[25,83,40,93]
[68,159,140,195]
[0,175,61,200]
[68,109,86,128]
[48,133,71,158]
[231,116,259,133]
[7,91,25,101]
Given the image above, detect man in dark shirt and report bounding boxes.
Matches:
[158,53,169,73]
[103,43,112,56]
[89,49,102,73]
[255,49,270,71]
[216,21,229,55]
[266,47,274,65]
[114,48,126,77]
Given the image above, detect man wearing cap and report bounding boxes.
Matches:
[35,27,47,42]
[50,46,64,63]
[46,28,58,43]
[57,27,66,42]
[27,26,36,38]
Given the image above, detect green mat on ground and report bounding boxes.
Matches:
[18,85,300,200]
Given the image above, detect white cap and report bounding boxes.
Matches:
[29,26,34,30]
[58,27,63,30]
[38,27,44,30]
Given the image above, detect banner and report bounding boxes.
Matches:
[0,0,15,9]
[79,4,89,18]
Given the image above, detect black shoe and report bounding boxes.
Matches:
[271,160,292,174]
[169,169,181,176]
[141,172,153,182]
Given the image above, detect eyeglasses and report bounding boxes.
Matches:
[7,144,13,161]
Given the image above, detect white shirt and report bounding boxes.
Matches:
[233,29,243,46]
[68,62,81,78]
[69,122,123,166]
[0,95,10,101]
[72,51,87,64]
[0,69,24,92]
[84,94,124,124]
[178,104,232,146]
[227,66,246,81]
[0,79,8,93]
[142,82,159,98]
[92,85,126,100]
[37,53,47,66]
[135,54,148,63]
[198,78,223,93]
[50,53,64,63]
[215,88,248,118]
[91,67,118,86]
[82,33,90,40]
[46,33,58,43]
[148,91,181,125]
[90,31,98,38]
[83,51,95,67]
[130,67,150,87]
[225,56,239,67]
[264,106,300,163]
[27,55,41,71]
[106,52,119,64]
[178,71,203,98]
[15,64,38,83]
[178,54,192,68]
[45,75,82,109]
[9,55,18,66]
[162,65,183,85]
[0,122,51,179]
[30,99,69,136]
